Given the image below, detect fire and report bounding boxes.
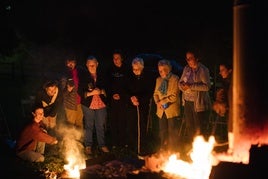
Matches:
[145,135,216,179]
[63,154,86,178]
[57,125,87,178]
[162,135,215,179]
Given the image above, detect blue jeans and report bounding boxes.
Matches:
[82,105,107,147]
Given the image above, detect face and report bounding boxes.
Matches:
[158,65,170,78]
[186,52,198,69]
[32,108,44,123]
[219,64,231,79]
[113,53,123,67]
[86,59,98,74]
[46,85,57,97]
[132,64,143,76]
[66,60,76,70]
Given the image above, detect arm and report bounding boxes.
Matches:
[189,66,211,92]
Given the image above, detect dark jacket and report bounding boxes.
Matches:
[34,86,62,117]
[106,62,130,104]
[126,71,155,110]
[78,70,107,107]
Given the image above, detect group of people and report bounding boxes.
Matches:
[15,48,233,163]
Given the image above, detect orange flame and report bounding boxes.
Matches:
[161,136,216,179]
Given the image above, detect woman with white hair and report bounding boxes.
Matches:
[125,57,155,155]
[153,59,181,152]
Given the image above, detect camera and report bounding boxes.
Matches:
[162,103,168,109]
[88,82,94,92]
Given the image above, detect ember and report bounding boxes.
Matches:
[80,156,145,179]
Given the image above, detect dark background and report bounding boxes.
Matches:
[1,0,233,64]
[0,0,233,139]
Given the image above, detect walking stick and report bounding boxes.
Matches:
[136,105,140,155]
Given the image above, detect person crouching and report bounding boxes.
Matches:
[15,106,58,162]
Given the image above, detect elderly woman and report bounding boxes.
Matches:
[153,59,181,152]
[125,57,155,155]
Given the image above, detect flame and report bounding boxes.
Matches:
[63,154,86,178]
[161,135,216,179]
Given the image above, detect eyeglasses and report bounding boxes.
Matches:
[132,68,141,72]
[186,56,195,61]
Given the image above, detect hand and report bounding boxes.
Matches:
[132,101,139,106]
[93,88,103,95]
[53,140,58,145]
[113,94,120,100]
[156,102,163,110]
[157,101,165,110]
[131,96,139,106]
[85,88,100,97]
[67,85,74,92]
[180,83,190,91]
[213,101,227,117]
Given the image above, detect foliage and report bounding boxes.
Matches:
[0,43,28,63]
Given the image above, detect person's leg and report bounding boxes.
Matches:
[197,110,210,140]
[17,151,44,162]
[95,107,108,149]
[35,141,45,155]
[42,116,49,129]
[75,104,84,129]
[65,108,76,125]
[159,113,168,149]
[82,105,94,148]
[167,117,176,151]
[184,101,196,142]
[49,115,57,129]
[109,100,120,146]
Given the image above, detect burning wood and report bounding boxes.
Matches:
[40,168,57,179]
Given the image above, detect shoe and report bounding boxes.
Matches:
[35,156,45,162]
[100,146,110,153]
[85,146,92,155]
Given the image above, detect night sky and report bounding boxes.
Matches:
[1,0,233,66]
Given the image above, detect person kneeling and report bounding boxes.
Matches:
[15,106,58,162]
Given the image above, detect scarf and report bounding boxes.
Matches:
[158,72,172,95]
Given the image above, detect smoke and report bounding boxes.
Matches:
[56,123,86,168]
